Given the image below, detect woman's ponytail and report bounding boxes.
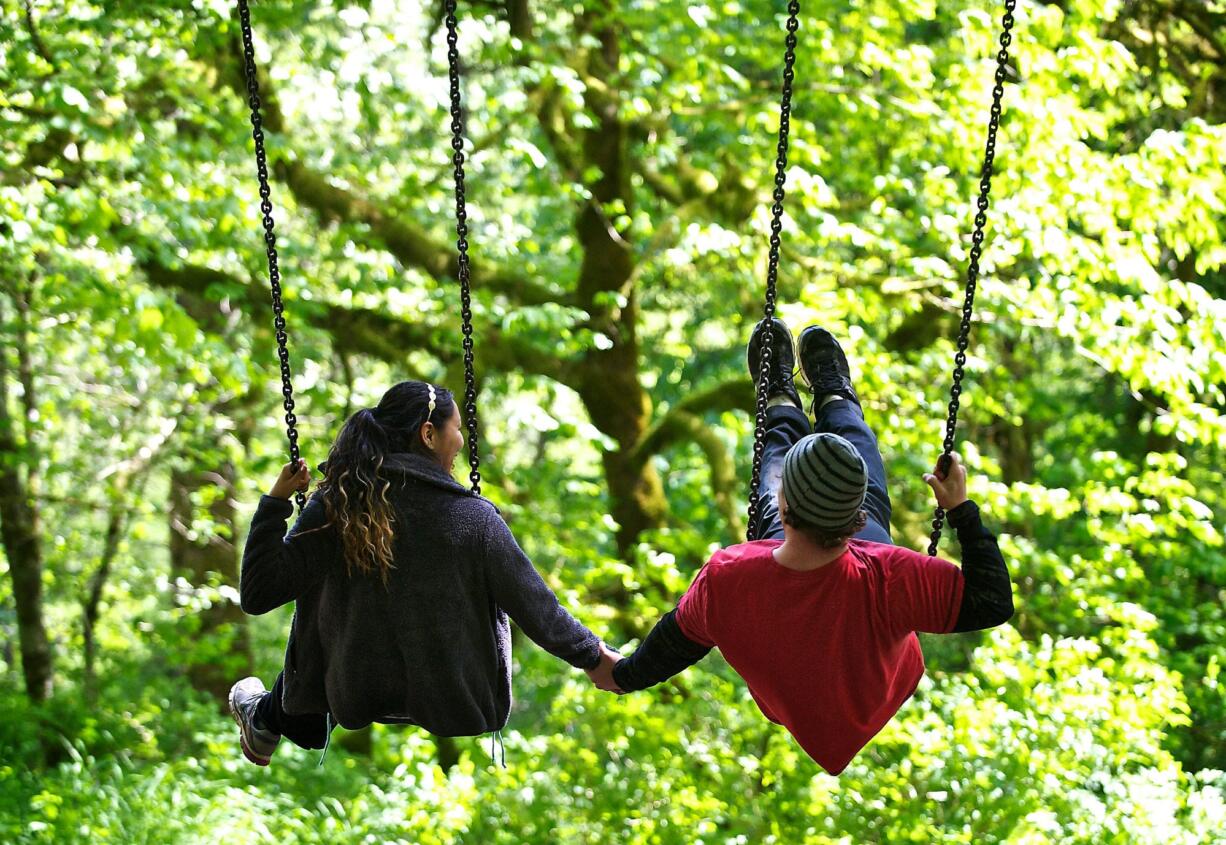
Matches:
[314,407,397,584]
[337,409,389,463]
[312,382,455,584]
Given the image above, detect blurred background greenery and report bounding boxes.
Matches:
[1,0,1224,841]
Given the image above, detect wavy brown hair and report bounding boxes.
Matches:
[311,381,455,584]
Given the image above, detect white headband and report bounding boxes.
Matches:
[426,384,437,416]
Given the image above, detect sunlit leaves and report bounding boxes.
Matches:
[3,0,1226,839]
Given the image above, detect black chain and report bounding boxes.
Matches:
[747,0,801,540]
[445,0,482,495]
[927,0,1016,556]
[237,0,305,510]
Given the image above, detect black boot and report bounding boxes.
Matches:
[797,326,861,411]
[747,318,802,409]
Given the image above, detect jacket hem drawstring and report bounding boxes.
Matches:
[489,729,506,769]
[317,712,333,767]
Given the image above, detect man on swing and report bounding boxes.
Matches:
[598,319,1014,774]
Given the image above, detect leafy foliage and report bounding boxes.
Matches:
[2,0,1224,841]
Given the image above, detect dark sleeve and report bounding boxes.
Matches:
[239,495,332,615]
[612,609,712,693]
[948,500,1015,632]
[481,508,602,670]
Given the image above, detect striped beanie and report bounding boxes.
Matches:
[781,433,869,531]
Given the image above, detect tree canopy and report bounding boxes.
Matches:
[1,0,1224,841]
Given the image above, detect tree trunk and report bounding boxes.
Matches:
[82,416,173,702]
[0,288,53,702]
[990,338,1036,485]
[570,1,668,558]
[83,497,127,702]
[578,333,668,556]
[168,462,253,701]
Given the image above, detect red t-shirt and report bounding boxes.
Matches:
[674,539,965,774]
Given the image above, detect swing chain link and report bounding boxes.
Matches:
[445,0,482,496]
[927,0,1015,556]
[747,0,801,540]
[237,0,305,510]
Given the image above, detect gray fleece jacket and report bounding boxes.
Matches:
[239,452,601,735]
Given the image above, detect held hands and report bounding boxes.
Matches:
[923,453,969,512]
[585,642,625,695]
[269,460,312,500]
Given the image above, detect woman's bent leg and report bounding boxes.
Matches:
[256,672,332,750]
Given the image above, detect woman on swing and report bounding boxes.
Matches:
[229,380,621,765]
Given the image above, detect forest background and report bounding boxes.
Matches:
[2,0,1225,842]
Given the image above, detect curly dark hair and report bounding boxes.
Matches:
[310,381,455,584]
[782,508,869,549]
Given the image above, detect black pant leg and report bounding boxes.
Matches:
[255,671,332,750]
[812,400,893,544]
[751,404,812,541]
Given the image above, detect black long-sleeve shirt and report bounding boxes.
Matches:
[613,499,1013,693]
